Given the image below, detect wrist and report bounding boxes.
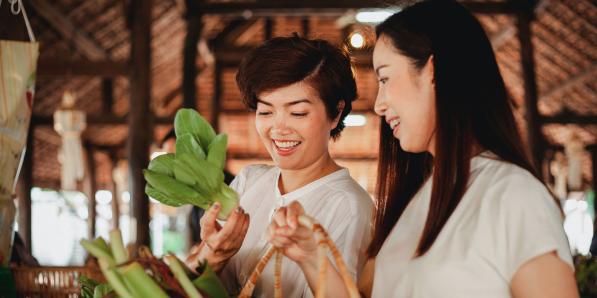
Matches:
[297,252,320,276]
[198,242,227,272]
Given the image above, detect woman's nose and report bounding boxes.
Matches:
[374,93,387,116]
[272,114,291,134]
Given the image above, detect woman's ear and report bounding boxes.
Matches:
[426,55,435,85]
[333,101,346,127]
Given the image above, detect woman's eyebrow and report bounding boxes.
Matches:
[375,64,389,76]
[256,98,311,106]
[286,99,311,106]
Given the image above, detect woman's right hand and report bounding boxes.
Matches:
[267,201,319,270]
[186,202,250,272]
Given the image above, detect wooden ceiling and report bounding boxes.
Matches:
[2,0,595,192]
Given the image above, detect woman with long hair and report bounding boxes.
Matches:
[266,1,577,297]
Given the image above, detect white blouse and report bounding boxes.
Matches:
[220,165,373,297]
[372,152,573,298]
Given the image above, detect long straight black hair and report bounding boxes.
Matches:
[368,0,549,257]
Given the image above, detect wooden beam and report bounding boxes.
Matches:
[16,124,34,253]
[541,114,597,125]
[128,0,152,247]
[83,143,97,239]
[540,63,597,103]
[188,1,523,15]
[209,18,258,47]
[29,0,108,60]
[182,15,202,109]
[32,114,173,126]
[516,9,544,172]
[37,59,128,77]
[490,0,548,50]
[214,46,372,67]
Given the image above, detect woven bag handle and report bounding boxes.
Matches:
[238,215,359,298]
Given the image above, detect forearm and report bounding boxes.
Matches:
[299,257,352,298]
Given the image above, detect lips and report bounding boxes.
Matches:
[386,117,400,130]
[272,139,302,156]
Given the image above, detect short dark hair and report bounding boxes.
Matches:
[236,34,357,139]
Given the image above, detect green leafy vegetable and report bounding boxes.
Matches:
[80,275,99,298]
[81,229,231,298]
[93,283,113,298]
[174,108,216,150]
[144,108,238,220]
[207,134,228,170]
[176,133,206,161]
[148,153,176,176]
[193,261,230,298]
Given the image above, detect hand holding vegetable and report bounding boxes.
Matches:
[267,201,319,269]
[186,202,250,272]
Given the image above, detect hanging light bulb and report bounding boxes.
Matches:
[350,32,365,49]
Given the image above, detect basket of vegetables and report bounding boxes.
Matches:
[78,109,238,298]
[80,230,229,298]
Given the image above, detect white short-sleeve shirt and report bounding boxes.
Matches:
[220,165,373,297]
[372,152,573,298]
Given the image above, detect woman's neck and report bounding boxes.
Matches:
[278,152,341,195]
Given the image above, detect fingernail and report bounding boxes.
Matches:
[236,206,243,213]
[213,203,220,210]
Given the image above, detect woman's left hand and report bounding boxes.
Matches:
[267,201,319,270]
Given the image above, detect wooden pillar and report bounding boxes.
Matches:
[127,0,152,247]
[301,17,310,38]
[265,18,273,40]
[590,145,597,240]
[16,124,34,252]
[110,153,120,229]
[211,63,222,132]
[83,143,97,239]
[102,78,114,114]
[182,14,202,109]
[516,8,544,173]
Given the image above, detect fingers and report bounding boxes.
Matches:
[286,201,305,229]
[216,206,243,242]
[272,206,288,228]
[200,203,221,239]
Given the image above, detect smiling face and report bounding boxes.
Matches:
[255,82,340,170]
[372,35,437,155]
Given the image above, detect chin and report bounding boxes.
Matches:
[399,141,426,154]
[275,159,303,170]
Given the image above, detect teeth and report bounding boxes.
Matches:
[274,140,301,148]
[389,119,400,129]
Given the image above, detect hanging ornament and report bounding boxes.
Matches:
[53,91,86,190]
[565,133,585,191]
[550,151,568,200]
